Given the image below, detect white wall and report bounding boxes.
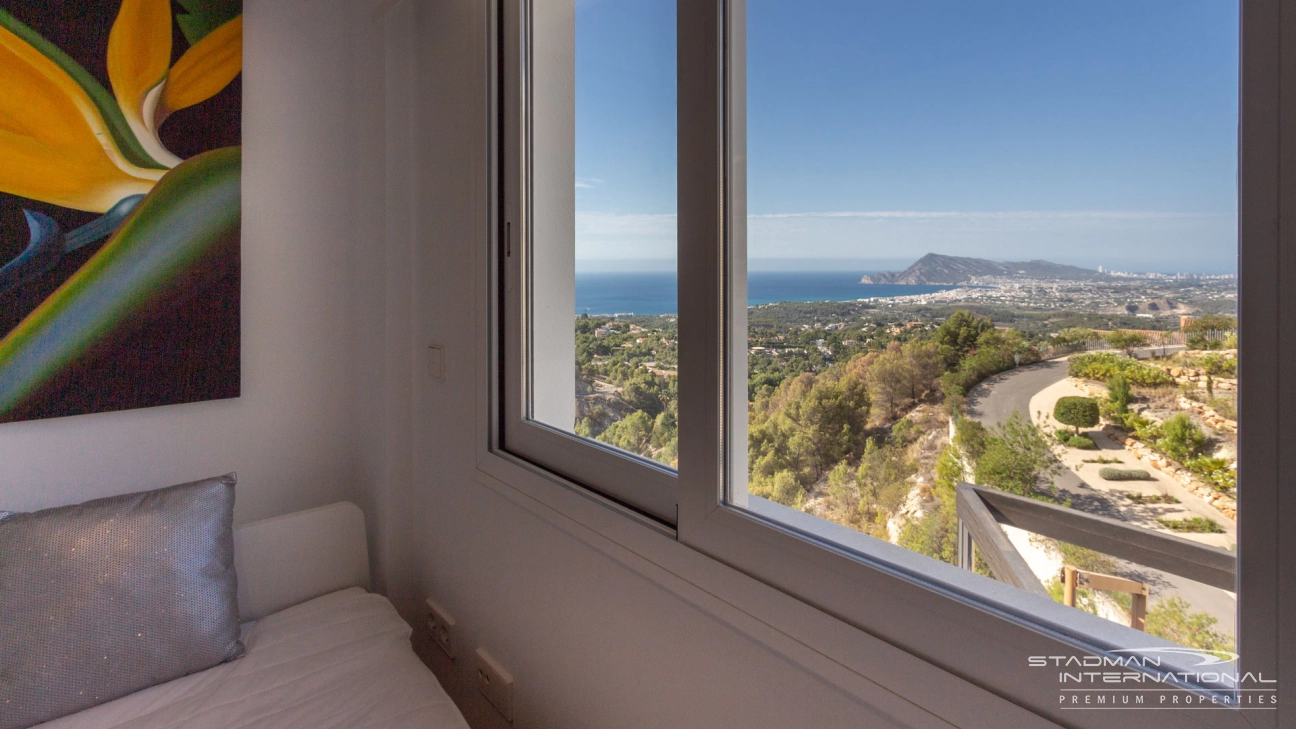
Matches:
[0,0,375,531]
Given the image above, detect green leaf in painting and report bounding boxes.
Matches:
[175,0,241,46]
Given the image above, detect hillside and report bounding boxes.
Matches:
[859,253,1104,285]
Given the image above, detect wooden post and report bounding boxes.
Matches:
[1062,565,1078,608]
[1130,589,1149,631]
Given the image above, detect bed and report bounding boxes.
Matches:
[29,502,469,729]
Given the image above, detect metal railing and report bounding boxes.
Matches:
[955,482,1236,601]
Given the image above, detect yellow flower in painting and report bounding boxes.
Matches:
[0,3,243,213]
[108,0,182,168]
[0,17,162,213]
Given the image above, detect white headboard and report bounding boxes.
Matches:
[233,502,371,621]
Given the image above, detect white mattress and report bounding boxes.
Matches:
[36,588,469,729]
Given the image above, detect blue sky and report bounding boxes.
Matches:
[574,0,1239,273]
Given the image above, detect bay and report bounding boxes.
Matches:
[575,271,958,316]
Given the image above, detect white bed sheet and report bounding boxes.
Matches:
[35,588,468,729]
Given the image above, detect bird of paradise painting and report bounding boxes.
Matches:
[0,1,241,423]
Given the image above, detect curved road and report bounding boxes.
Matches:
[965,360,1120,516]
[964,359,1236,632]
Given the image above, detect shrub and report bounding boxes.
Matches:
[1126,492,1179,504]
[1145,597,1235,653]
[1106,375,1131,413]
[1054,396,1100,434]
[1066,435,1098,449]
[1068,352,1174,386]
[1158,517,1225,534]
[1197,353,1237,377]
[1082,456,1122,464]
[1159,413,1207,462]
[1099,468,1153,481]
[1186,456,1236,492]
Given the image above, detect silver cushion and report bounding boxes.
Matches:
[0,474,244,729]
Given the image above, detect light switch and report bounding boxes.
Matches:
[428,344,444,380]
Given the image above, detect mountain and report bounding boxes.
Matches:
[858,253,1104,285]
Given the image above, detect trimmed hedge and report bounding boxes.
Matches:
[1054,396,1100,432]
[1068,352,1174,387]
[1099,467,1153,481]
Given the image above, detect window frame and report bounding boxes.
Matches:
[498,0,678,524]
[493,1,1293,726]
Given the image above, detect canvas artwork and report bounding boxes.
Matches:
[0,1,241,423]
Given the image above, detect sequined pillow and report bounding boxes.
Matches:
[0,474,244,729]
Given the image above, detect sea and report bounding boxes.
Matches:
[575,271,957,316]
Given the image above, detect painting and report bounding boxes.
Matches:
[0,1,241,423]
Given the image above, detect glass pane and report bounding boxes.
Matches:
[529,0,678,468]
[737,0,1240,665]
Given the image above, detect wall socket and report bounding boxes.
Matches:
[425,598,456,659]
[474,647,514,723]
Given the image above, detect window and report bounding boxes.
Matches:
[500,0,678,523]
[496,1,1292,726]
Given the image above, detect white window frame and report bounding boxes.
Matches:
[489,1,1294,727]
[498,0,678,524]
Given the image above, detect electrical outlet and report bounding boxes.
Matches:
[474,647,514,723]
[425,598,456,659]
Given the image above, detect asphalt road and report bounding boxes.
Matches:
[966,360,1068,430]
[963,358,1237,633]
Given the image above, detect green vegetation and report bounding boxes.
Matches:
[1099,468,1153,481]
[1106,374,1131,414]
[1104,330,1148,357]
[1054,396,1099,435]
[1159,413,1207,462]
[1158,516,1225,533]
[939,326,1038,399]
[897,446,964,565]
[1185,456,1236,492]
[1082,456,1122,464]
[1068,352,1174,386]
[1184,314,1237,351]
[956,413,1061,498]
[1195,352,1237,377]
[1054,430,1097,449]
[1126,492,1179,504]
[1114,412,1234,492]
[1051,327,1099,346]
[1145,597,1236,653]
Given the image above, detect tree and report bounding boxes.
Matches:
[1184,314,1237,333]
[1105,330,1148,357]
[770,470,805,509]
[866,351,916,421]
[855,438,916,515]
[934,310,994,368]
[1052,327,1099,346]
[596,410,655,455]
[1053,396,1100,435]
[971,412,1061,496]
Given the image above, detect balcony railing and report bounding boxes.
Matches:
[955,482,1236,605]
